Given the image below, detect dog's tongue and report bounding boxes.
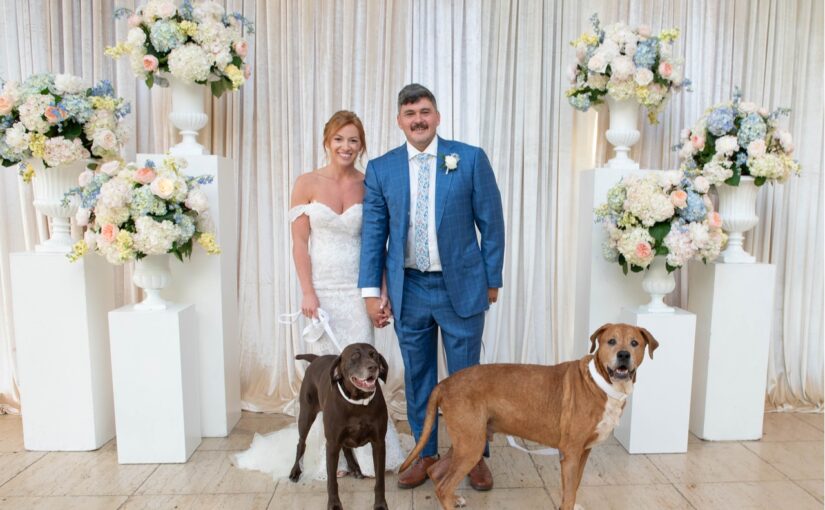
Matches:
[352,376,376,390]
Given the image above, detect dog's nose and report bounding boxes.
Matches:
[617,350,630,363]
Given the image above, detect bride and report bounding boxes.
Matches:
[235,111,406,480]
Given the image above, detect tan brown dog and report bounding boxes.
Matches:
[398,323,658,510]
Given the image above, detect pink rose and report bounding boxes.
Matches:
[134,167,156,184]
[0,95,12,115]
[670,189,688,208]
[100,224,118,243]
[127,14,142,28]
[637,24,651,38]
[157,2,176,18]
[747,139,766,157]
[142,55,159,72]
[635,242,652,259]
[244,65,252,79]
[708,211,722,229]
[690,134,705,150]
[44,105,66,124]
[234,40,248,57]
[658,61,673,78]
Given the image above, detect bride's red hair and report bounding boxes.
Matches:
[322,110,367,160]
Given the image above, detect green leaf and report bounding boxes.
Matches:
[649,221,672,246]
[630,264,644,273]
[61,122,83,140]
[231,55,243,67]
[724,168,741,187]
[210,79,226,98]
[655,245,669,256]
[618,254,628,275]
[666,263,678,273]
[146,74,155,88]
[754,176,767,186]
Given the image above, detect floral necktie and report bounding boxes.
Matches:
[414,153,430,271]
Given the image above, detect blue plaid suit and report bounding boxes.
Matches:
[358,136,505,457]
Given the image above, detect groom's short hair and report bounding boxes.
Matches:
[398,84,438,112]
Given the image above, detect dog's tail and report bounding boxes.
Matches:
[398,383,443,473]
[295,354,319,363]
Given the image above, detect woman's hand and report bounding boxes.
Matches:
[302,291,320,319]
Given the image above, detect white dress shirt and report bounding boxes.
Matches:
[362,138,442,298]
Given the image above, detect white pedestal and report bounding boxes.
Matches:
[10,253,116,451]
[137,154,241,437]
[614,307,696,453]
[109,303,201,463]
[687,262,776,441]
[573,167,653,358]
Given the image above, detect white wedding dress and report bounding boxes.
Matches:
[234,201,408,480]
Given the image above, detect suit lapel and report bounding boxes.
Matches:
[390,143,410,244]
[435,136,455,231]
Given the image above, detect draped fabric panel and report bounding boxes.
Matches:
[0,0,821,416]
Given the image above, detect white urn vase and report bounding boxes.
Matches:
[605,97,641,170]
[30,158,87,253]
[169,76,208,156]
[716,176,759,263]
[640,255,676,313]
[133,254,172,311]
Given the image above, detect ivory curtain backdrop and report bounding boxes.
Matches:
[0,0,821,416]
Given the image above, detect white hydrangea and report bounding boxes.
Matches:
[693,176,710,193]
[587,73,609,90]
[748,153,787,181]
[5,122,30,154]
[98,176,133,209]
[184,188,209,213]
[54,74,89,95]
[634,68,653,86]
[192,0,226,22]
[168,43,212,83]
[43,137,90,167]
[94,204,131,226]
[127,27,147,47]
[607,77,636,101]
[611,55,636,81]
[702,159,734,185]
[664,228,695,268]
[715,135,739,156]
[133,216,181,255]
[84,109,118,139]
[657,170,684,190]
[19,94,52,133]
[623,175,674,227]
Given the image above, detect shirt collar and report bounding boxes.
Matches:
[406,138,438,161]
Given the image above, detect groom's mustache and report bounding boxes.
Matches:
[411,122,429,131]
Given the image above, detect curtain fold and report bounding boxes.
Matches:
[0,0,821,416]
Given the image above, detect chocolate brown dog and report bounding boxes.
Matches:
[290,343,390,510]
[398,323,658,510]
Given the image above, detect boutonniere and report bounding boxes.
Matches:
[441,153,460,175]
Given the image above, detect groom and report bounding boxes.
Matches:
[359,84,505,490]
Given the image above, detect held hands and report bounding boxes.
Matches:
[302,291,320,319]
[365,296,393,328]
[488,288,499,304]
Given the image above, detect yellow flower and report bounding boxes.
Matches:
[29,133,46,159]
[90,96,118,111]
[19,162,35,183]
[617,211,637,229]
[67,240,88,262]
[635,86,650,102]
[570,32,599,47]
[197,232,221,255]
[114,230,134,261]
[104,42,132,59]
[223,64,245,90]
[659,28,680,43]
[179,20,198,37]
[647,111,660,124]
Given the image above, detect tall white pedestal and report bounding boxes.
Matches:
[137,154,241,437]
[10,253,116,451]
[109,303,201,463]
[573,167,653,359]
[687,262,776,441]
[614,307,696,453]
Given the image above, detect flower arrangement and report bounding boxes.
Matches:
[65,156,220,263]
[0,74,130,181]
[675,88,800,187]
[105,0,254,97]
[595,171,726,273]
[566,14,691,123]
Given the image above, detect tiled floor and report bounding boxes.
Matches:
[0,411,821,509]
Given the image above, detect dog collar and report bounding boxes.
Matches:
[588,359,628,401]
[337,382,376,406]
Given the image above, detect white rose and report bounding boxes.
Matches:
[575,43,587,63]
[611,56,635,81]
[92,129,119,152]
[150,176,176,199]
[54,74,88,94]
[600,39,620,62]
[693,176,710,193]
[758,107,770,117]
[566,63,578,84]
[84,229,98,250]
[747,139,766,157]
[100,160,121,176]
[127,27,147,46]
[680,128,691,140]
[184,188,209,214]
[76,208,91,227]
[587,53,607,74]
[738,101,758,114]
[678,142,696,160]
[637,24,651,38]
[156,1,177,18]
[776,130,794,153]
[634,68,654,86]
[659,42,673,58]
[5,122,29,151]
[78,169,94,187]
[715,135,739,156]
[444,154,459,171]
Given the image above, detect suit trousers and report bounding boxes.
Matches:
[395,268,488,458]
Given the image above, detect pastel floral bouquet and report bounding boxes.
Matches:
[595,171,726,273]
[566,14,691,123]
[675,88,800,187]
[0,74,130,181]
[105,0,254,97]
[64,156,220,263]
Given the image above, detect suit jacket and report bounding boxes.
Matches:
[358,136,505,319]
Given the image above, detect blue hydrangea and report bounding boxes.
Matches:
[175,213,196,241]
[706,107,735,136]
[130,186,167,218]
[678,191,707,222]
[21,73,55,96]
[633,39,658,69]
[0,116,13,129]
[150,20,185,53]
[569,94,591,111]
[60,95,93,123]
[735,152,748,167]
[737,112,767,147]
[115,101,131,120]
[90,80,114,97]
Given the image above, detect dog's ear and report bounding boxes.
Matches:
[589,324,611,353]
[329,355,343,384]
[638,327,659,359]
[377,352,389,383]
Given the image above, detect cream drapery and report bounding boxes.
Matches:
[0,0,821,416]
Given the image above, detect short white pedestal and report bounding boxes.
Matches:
[109,304,201,463]
[573,167,653,358]
[687,261,776,441]
[614,307,696,453]
[10,253,116,451]
[137,154,241,437]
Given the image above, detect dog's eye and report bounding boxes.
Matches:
[608,338,617,345]
[631,340,639,347]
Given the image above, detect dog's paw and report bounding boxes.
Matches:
[327,498,344,510]
[351,468,365,479]
[373,500,389,510]
[288,466,301,483]
[455,496,467,508]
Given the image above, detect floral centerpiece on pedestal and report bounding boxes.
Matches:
[566,14,691,123]
[65,156,220,263]
[596,171,726,274]
[0,74,130,178]
[105,0,254,97]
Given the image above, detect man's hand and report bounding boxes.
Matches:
[365,297,391,328]
[488,288,499,304]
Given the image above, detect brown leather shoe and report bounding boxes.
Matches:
[397,455,438,489]
[468,458,493,491]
